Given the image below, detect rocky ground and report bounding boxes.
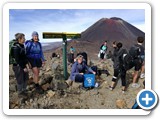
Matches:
[9,51,144,109]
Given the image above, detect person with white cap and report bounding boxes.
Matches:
[25,31,45,94]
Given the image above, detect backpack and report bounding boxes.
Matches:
[83,74,95,89]
[129,45,141,59]
[118,49,133,70]
[9,40,17,65]
[122,53,134,70]
[9,40,24,65]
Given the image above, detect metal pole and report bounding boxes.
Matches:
[62,34,68,80]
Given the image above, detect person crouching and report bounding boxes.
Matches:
[66,55,96,86]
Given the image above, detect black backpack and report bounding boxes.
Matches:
[129,45,141,59]
[9,40,23,65]
[122,45,141,70]
[118,49,133,70]
[122,53,134,70]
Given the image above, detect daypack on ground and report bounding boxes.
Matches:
[83,74,95,88]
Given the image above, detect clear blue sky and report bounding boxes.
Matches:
[9,9,145,42]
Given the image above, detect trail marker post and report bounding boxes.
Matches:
[43,32,81,80]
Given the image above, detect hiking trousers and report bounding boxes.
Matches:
[112,67,126,86]
[13,65,29,92]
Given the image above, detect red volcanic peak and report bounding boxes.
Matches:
[80,17,145,49]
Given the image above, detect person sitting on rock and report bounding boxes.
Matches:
[66,55,96,86]
[109,42,127,93]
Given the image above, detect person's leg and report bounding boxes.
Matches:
[140,61,145,79]
[13,66,23,93]
[133,71,139,83]
[75,74,84,83]
[32,67,43,94]
[32,67,39,84]
[23,71,29,92]
[110,68,119,90]
[132,59,141,88]
[13,66,28,98]
[121,69,126,92]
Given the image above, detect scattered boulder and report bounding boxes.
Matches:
[52,63,59,71]
[47,90,56,98]
[9,84,17,92]
[41,83,50,91]
[46,67,51,72]
[116,99,127,109]
[39,74,53,85]
[57,82,68,90]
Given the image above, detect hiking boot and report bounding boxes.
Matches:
[18,91,28,99]
[131,83,141,88]
[35,85,44,94]
[109,86,114,91]
[65,79,73,87]
[140,73,145,79]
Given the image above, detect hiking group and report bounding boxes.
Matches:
[10,31,145,98]
[66,37,145,93]
[10,31,45,97]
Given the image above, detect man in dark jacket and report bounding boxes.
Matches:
[11,33,29,97]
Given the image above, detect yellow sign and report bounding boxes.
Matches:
[43,32,81,39]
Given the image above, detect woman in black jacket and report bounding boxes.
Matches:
[11,33,29,97]
[109,42,127,93]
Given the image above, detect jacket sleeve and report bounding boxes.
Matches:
[13,47,26,69]
[71,63,80,77]
[85,65,94,73]
[25,41,31,55]
[100,44,103,50]
[39,42,46,62]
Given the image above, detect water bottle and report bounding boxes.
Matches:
[95,82,99,88]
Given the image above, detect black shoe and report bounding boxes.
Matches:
[18,91,28,99]
[35,86,44,94]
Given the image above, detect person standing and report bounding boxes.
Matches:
[11,33,29,97]
[99,41,108,61]
[109,42,127,93]
[25,31,45,94]
[69,46,76,64]
[131,37,145,88]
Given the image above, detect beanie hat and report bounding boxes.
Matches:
[32,31,39,37]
